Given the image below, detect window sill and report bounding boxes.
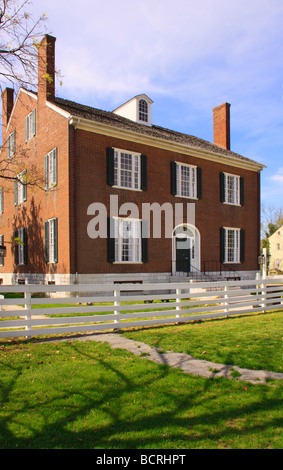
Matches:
[223,202,241,207]
[113,262,143,264]
[112,185,142,192]
[174,195,199,200]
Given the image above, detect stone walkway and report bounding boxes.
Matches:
[53,332,283,385]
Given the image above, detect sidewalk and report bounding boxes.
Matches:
[47,332,283,385]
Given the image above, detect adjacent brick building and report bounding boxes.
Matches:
[0,35,264,285]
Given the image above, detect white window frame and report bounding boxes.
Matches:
[176,162,197,199]
[224,173,240,206]
[48,218,56,264]
[16,171,26,205]
[224,227,240,263]
[7,130,15,158]
[17,228,25,266]
[113,149,141,191]
[139,99,148,123]
[0,234,4,266]
[113,217,142,263]
[45,148,57,190]
[26,110,36,141]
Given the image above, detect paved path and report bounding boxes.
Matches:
[53,332,283,385]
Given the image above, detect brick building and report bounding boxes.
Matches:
[0,35,264,285]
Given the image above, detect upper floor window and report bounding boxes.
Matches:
[171,161,202,199]
[107,147,147,191]
[14,170,27,206]
[7,130,15,158]
[139,99,148,122]
[0,188,3,214]
[45,148,58,190]
[0,235,4,266]
[176,162,197,199]
[114,150,140,190]
[277,243,281,250]
[25,109,36,142]
[220,172,244,206]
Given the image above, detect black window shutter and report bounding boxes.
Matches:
[141,154,147,190]
[23,228,28,265]
[141,220,148,263]
[107,217,115,263]
[240,229,245,263]
[197,167,202,199]
[240,177,244,206]
[220,227,225,263]
[14,229,19,265]
[106,148,115,186]
[44,221,49,263]
[171,161,177,195]
[53,218,58,263]
[220,172,225,202]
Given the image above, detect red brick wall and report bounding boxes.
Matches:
[0,89,70,278]
[70,128,260,275]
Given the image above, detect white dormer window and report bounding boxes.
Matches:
[139,99,148,123]
[113,94,153,126]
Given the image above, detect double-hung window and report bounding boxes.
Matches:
[107,148,147,191]
[225,173,240,205]
[25,109,36,142]
[220,227,244,264]
[7,130,15,158]
[220,172,244,206]
[14,227,28,265]
[114,218,142,263]
[114,149,141,190]
[0,188,3,214]
[176,162,197,199]
[44,218,58,263]
[0,235,4,266]
[45,148,57,189]
[14,171,27,205]
[225,228,240,263]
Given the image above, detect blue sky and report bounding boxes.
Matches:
[29,0,283,210]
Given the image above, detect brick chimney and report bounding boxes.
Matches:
[213,102,231,150]
[38,35,56,103]
[1,88,14,129]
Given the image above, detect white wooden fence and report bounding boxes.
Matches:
[0,278,282,339]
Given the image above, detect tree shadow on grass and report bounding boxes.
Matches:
[0,340,282,449]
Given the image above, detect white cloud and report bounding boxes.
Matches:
[271,168,283,183]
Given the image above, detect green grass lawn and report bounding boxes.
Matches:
[122,310,283,374]
[0,310,282,449]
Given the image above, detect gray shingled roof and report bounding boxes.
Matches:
[54,97,263,167]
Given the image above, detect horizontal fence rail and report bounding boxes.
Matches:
[0,278,282,339]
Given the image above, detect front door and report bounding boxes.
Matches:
[176,237,191,273]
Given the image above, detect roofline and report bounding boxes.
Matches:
[37,98,265,172]
[69,115,265,172]
[6,87,38,133]
[112,94,154,113]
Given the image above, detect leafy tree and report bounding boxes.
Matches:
[0,0,49,188]
[0,0,48,91]
[261,205,283,252]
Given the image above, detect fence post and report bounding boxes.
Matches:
[24,290,32,339]
[176,288,181,320]
[261,280,266,313]
[224,285,229,313]
[114,289,120,330]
